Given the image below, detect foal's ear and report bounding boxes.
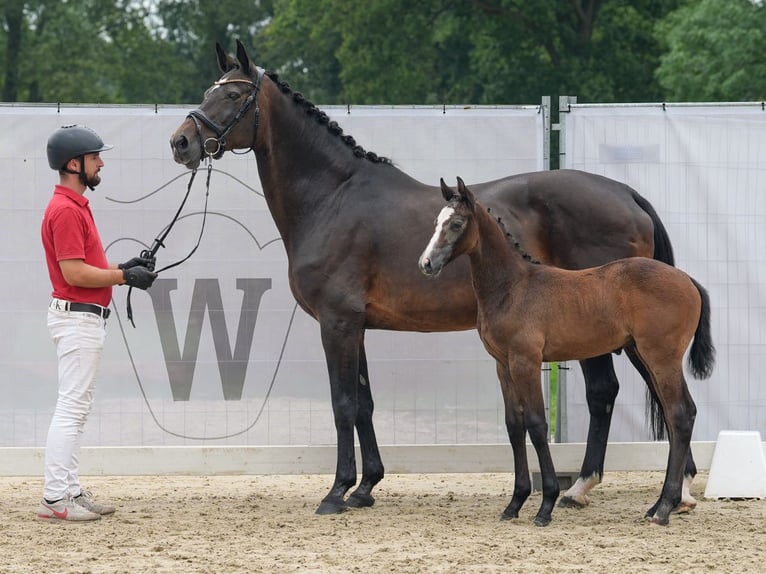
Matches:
[456,177,475,209]
[236,39,253,75]
[216,42,236,73]
[440,177,455,202]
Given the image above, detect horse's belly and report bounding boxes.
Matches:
[365,303,476,332]
[542,330,631,362]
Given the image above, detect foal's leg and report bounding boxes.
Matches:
[625,347,698,513]
[315,317,364,515]
[496,361,532,521]
[508,355,560,526]
[639,363,697,525]
[559,355,620,508]
[347,341,385,508]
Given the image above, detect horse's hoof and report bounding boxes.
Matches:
[558,495,587,509]
[650,515,670,526]
[533,516,552,527]
[500,510,519,521]
[673,500,697,514]
[315,498,349,515]
[346,491,375,508]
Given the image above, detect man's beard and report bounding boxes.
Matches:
[85,172,101,188]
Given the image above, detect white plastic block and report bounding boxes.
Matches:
[704,430,766,499]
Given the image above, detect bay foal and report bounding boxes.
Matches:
[419,177,715,526]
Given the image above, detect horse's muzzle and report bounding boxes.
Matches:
[418,256,441,278]
[170,128,201,169]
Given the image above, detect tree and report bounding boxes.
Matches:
[656,0,766,101]
[2,0,23,101]
[260,0,685,105]
[155,0,275,102]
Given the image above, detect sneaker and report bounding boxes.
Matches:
[37,495,101,521]
[73,490,116,515]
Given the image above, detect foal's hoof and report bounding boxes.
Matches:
[650,515,670,526]
[346,491,375,508]
[558,495,588,509]
[315,497,349,515]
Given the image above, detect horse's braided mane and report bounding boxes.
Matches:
[265,70,393,166]
[486,207,540,264]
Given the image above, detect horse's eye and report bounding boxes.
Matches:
[228,91,240,100]
[450,222,462,232]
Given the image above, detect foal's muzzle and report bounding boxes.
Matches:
[418,256,441,278]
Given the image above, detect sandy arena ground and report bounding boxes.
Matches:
[1,471,764,573]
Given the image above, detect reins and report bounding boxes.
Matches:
[125,161,213,327]
[127,67,263,327]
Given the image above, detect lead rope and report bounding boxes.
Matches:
[126,160,213,327]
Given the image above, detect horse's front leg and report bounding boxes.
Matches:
[510,355,559,526]
[315,317,364,515]
[346,340,385,508]
[559,355,619,509]
[496,361,532,521]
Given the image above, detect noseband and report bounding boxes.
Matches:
[187,68,263,160]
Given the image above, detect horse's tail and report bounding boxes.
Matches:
[630,189,675,266]
[688,277,716,379]
[644,278,714,441]
[631,188,677,440]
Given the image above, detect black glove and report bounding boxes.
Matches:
[119,256,156,272]
[122,266,157,290]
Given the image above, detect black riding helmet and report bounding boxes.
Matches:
[46,125,113,190]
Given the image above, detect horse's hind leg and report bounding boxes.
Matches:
[676,455,698,513]
[347,341,385,508]
[640,364,697,525]
[625,346,698,513]
[316,318,364,515]
[559,355,619,509]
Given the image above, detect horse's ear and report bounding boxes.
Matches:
[216,42,230,73]
[216,42,238,73]
[235,39,253,75]
[440,177,454,202]
[456,177,474,209]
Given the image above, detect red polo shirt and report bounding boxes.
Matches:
[41,185,112,307]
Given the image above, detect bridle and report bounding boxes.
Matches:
[186,68,264,160]
[125,69,264,327]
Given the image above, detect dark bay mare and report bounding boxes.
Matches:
[419,178,715,526]
[171,40,690,515]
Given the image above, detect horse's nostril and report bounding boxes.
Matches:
[172,135,188,151]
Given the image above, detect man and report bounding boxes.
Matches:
[38,125,157,521]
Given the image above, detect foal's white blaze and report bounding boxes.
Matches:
[419,206,455,268]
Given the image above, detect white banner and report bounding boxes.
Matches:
[0,103,543,449]
[562,103,766,441]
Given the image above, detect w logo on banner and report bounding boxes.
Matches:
[146,277,272,401]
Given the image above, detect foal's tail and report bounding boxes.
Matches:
[688,278,716,379]
[630,189,675,266]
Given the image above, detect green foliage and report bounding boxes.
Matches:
[656,0,766,101]
[0,0,761,105]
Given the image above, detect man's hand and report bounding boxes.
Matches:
[122,266,157,290]
[119,256,156,271]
